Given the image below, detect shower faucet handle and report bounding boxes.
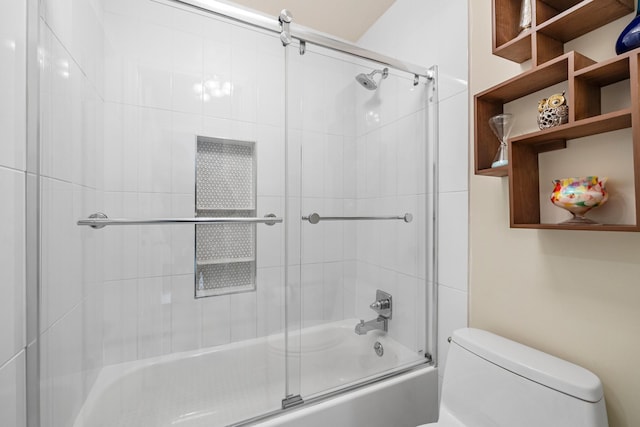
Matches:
[369,290,392,319]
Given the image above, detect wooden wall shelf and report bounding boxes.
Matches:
[476,1,640,231]
[493,0,634,65]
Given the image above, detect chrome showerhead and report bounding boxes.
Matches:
[355,67,389,90]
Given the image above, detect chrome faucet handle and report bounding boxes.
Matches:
[369,290,392,319]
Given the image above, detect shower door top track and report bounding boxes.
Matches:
[164,0,435,80]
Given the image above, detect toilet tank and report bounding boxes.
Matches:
[440,328,608,427]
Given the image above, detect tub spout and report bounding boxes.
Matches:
[355,316,388,335]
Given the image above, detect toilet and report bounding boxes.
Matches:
[420,328,608,427]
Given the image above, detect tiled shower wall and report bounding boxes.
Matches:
[0,1,27,425]
[101,0,288,363]
[359,0,470,394]
[38,0,106,426]
[101,0,432,364]
[352,69,430,353]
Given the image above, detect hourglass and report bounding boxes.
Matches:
[489,113,514,168]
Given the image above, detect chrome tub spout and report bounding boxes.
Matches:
[355,316,388,335]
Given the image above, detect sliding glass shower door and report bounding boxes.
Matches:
[284,41,434,400]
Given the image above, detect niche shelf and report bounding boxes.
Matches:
[493,0,634,65]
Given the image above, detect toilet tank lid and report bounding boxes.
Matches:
[452,328,604,403]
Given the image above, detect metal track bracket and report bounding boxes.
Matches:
[281,394,304,409]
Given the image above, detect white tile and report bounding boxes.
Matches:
[256,267,284,337]
[0,168,25,366]
[256,125,285,197]
[137,276,172,358]
[436,0,469,101]
[301,198,324,264]
[171,275,201,353]
[171,112,200,195]
[343,261,357,319]
[82,287,103,396]
[103,12,139,104]
[201,294,231,347]
[171,194,195,276]
[323,198,344,263]
[230,47,257,123]
[49,306,83,427]
[257,196,284,268]
[230,292,257,342]
[171,29,203,75]
[439,92,469,193]
[103,280,138,365]
[301,131,325,198]
[138,21,173,70]
[203,37,232,119]
[324,135,344,199]
[0,351,26,427]
[172,72,203,115]
[378,72,399,127]
[364,130,382,198]
[256,51,285,127]
[395,195,420,276]
[138,108,172,193]
[302,264,324,327]
[323,262,344,322]
[398,76,428,118]
[437,285,468,374]
[138,65,172,110]
[438,191,469,292]
[103,192,139,281]
[343,138,357,198]
[42,37,74,182]
[41,178,81,330]
[137,193,172,277]
[396,113,421,197]
[379,123,398,197]
[103,103,138,192]
[389,273,419,351]
[0,0,26,171]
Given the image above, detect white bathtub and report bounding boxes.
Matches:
[74,320,438,427]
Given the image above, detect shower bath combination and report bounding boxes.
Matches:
[32,1,439,426]
[355,67,389,89]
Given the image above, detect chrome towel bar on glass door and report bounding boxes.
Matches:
[302,212,413,225]
[77,212,282,229]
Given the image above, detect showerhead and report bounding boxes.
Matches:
[355,67,389,90]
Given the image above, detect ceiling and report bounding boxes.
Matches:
[226,0,397,42]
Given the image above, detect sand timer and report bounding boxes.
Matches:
[489,113,514,168]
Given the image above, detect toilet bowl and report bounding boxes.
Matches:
[419,328,608,427]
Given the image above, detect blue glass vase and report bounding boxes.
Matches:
[616,0,640,54]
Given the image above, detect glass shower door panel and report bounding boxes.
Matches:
[43,3,289,426]
[291,45,432,399]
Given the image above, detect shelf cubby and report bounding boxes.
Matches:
[476,43,640,230]
[492,0,634,64]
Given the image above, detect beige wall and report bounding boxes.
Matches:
[469,2,640,427]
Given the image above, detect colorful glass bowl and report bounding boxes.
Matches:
[550,176,608,224]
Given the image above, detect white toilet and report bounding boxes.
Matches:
[420,328,608,427]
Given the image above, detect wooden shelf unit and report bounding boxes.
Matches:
[493,0,634,65]
[475,48,640,231]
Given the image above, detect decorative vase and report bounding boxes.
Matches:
[616,0,640,55]
[550,176,609,225]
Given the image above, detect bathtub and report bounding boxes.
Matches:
[74,319,438,427]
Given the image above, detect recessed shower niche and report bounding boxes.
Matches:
[195,136,257,297]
